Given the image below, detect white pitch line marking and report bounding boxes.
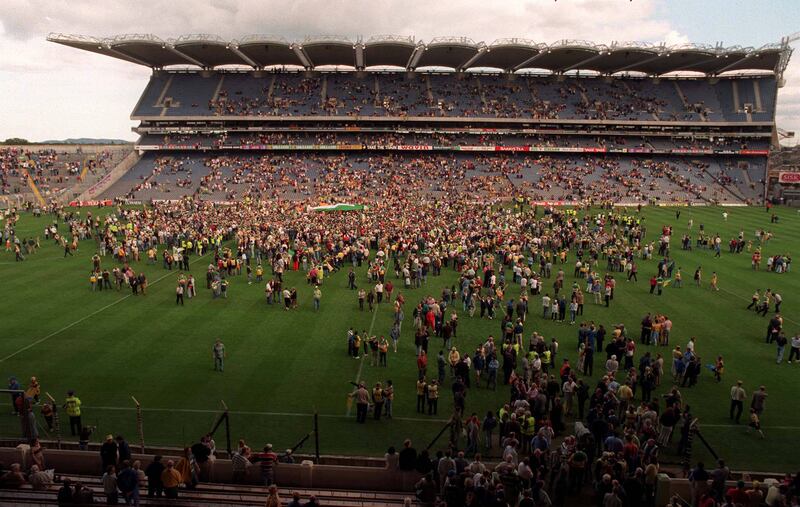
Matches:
[0,251,212,363]
[345,303,381,417]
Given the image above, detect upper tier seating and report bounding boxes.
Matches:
[133,72,778,123]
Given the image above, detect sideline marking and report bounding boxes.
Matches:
[0,252,212,363]
[716,285,799,327]
[345,303,381,417]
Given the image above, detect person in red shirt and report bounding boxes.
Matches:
[417,351,428,378]
[726,481,749,505]
[697,492,715,507]
[252,444,278,486]
[559,359,571,381]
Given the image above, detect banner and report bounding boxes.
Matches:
[135,143,771,157]
[396,145,433,150]
[495,146,530,152]
[671,149,713,155]
[530,201,578,206]
[778,171,800,184]
[458,146,496,152]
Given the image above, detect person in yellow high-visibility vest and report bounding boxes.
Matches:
[521,411,536,453]
[63,390,82,436]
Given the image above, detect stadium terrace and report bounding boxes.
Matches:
[37,33,791,207]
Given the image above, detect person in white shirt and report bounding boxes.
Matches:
[788,334,800,363]
[606,355,619,375]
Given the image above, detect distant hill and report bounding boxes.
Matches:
[40,138,132,145]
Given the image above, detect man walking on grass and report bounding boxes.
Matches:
[313,285,322,311]
[729,381,745,424]
[213,339,226,372]
[788,334,800,364]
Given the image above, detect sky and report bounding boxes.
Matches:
[0,0,798,143]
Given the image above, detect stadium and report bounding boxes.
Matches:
[0,20,799,507]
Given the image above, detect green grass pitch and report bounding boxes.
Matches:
[0,205,797,472]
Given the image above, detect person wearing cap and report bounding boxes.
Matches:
[252,444,278,486]
[100,435,118,474]
[730,380,747,424]
[63,390,82,436]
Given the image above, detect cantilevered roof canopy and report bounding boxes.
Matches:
[236,35,305,68]
[172,34,254,67]
[521,41,605,72]
[466,39,544,71]
[47,33,791,78]
[363,36,417,68]
[108,34,199,67]
[414,37,480,70]
[299,37,356,67]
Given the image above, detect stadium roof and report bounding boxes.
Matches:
[48,33,792,78]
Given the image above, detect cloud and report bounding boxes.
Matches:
[0,0,797,141]
[776,57,800,145]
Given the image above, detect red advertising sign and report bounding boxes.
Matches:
[495,146,530,152]
[778,172,800,183]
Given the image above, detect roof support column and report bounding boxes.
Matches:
[292,45,313,69]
